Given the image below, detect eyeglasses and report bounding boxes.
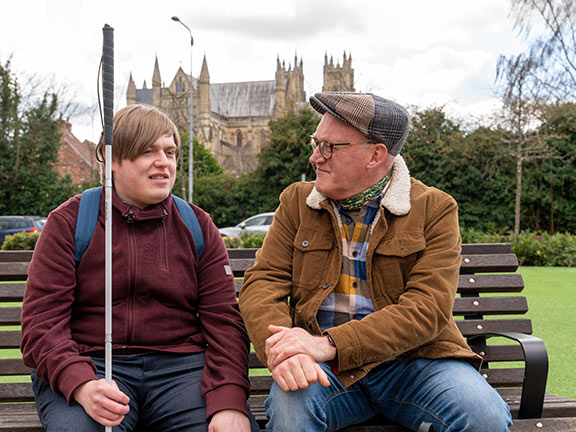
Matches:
[309,135,373,160]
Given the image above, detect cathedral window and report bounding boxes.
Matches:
[176,77,184,93]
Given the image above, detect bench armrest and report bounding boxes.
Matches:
[471,331,548,419]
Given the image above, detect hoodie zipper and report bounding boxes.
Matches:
[126,210,135,344]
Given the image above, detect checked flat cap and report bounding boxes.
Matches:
[309,92,410,156]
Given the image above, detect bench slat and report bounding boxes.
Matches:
[246,368,526,392]
[478,345,525,363]
[456,319,533,336]
[1,293,532,318]
[227,248,259,259]
[457,274,524,293]
[460,243,511,255]
[480,367,525,387]
[0,251,34,263]
[453,296,528,316]
[460,253,519,274]
[0,283,26,302]
[0,263,29,282]
[231,253,520,275]
[0,382,35,403]
[2,396,576,432]
[0,308,22,326]
[0,331,22,349]
[0,359,30,376]
[230,259,257,276]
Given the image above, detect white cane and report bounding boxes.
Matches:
[102,24,114,432]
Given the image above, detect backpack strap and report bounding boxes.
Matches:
[75,187,102,264]
[172,195,205,260]
[74,189,204,264]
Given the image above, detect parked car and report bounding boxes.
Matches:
[0,216,47,248]
[218,212,275,238]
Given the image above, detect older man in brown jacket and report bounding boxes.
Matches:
[239,92,512,432]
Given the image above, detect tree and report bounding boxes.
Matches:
[403,108,516,231]
[402,107,463,191]
[252,108,319,210]
[496,53,561,236]
[173,132,224,201]
[192,109,319,228]
[0,60,79,216]
[522,103,576,232]
[509,0,576,101]
[258,109,319,186]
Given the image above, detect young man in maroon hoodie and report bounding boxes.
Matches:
[21,104,255,432]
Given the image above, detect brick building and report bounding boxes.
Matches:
[54,118,99,185]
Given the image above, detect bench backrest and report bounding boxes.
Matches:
[0,244,528,406]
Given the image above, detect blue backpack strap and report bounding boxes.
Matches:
[75,187,102,264]
[172,195,205,260]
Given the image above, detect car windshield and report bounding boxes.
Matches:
[34,219,47,229]
[242,216,269,227]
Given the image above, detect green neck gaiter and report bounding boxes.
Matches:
[338,171,392,211]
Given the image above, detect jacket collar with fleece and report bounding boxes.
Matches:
[305,155,412,217]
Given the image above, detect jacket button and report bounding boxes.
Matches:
[302,240,309,247]
[322,282,329,289]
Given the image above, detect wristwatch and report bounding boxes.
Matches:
[326,333,337,350]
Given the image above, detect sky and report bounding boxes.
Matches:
[1,0,541,143]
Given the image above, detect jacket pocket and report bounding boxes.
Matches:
[371,233,425,304]
[292,227,334,290]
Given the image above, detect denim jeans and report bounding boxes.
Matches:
[32,351,257,432]
[265,358,513,432]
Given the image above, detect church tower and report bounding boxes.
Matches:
[274,57,286,117]
[151,56,162,107]
[322,51,355,92]
[198,55,211,143]
[274,54,306,117]
[127,73,137,105]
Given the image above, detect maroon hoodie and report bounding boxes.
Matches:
[21,189,250,420]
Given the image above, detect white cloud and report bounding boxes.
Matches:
[0,0,544,142]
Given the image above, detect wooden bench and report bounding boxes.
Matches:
[2,245,576,431]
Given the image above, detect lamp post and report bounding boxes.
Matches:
[171,16,194,202]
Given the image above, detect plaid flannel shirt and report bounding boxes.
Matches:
[317,197,382,330]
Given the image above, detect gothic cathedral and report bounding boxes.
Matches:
[127,52,354,175]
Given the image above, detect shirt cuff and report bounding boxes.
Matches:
[204,384,249,421]
[56,361,99,404]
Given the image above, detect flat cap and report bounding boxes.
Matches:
[309,92,410,156]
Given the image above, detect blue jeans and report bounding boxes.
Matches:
[32,351,257,432]
[265,358,512,432]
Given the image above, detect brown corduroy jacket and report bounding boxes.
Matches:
[239,156,481,387]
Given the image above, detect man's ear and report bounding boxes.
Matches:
[366,143,389,168]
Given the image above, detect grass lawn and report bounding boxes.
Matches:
[2,267,575,399]
[516,267,576,399]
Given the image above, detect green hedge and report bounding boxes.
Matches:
[460,229,576,267]
[222,232,266,249]
[1,231,41,250]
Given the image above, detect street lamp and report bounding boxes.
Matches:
[171,16,194,202]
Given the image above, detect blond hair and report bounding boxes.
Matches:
[97,104,181,164]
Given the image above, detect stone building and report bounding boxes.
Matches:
[127,52,354,176]
[53,118,99,185]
